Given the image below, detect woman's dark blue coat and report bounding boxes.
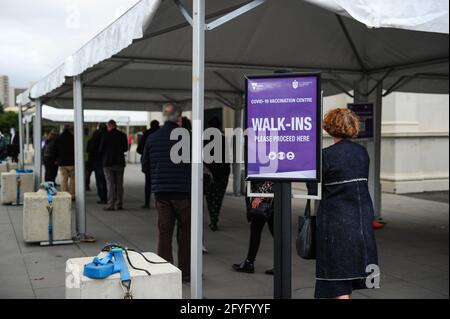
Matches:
[314,139,378,280]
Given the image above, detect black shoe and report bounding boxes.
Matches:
[141,204,150,209]
[117,206,125,211]
[232,260,254,273]
[265,268,274,275]
[209,222,218,232]
[97,200,107,204]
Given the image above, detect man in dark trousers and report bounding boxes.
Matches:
[142,103,191,282]
[137,120,160,208]
[99,120,128,211]
[88,123,108,204]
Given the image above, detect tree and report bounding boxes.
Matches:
[0,111,19,134]
[0,102,4,114]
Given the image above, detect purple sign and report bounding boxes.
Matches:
[245,74,321,182]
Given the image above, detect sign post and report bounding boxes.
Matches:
[245,73,322,299]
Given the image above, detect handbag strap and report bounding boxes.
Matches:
[304,199,312,217]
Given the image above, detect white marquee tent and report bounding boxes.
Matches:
[16,0,449,298]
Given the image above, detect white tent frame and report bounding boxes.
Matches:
[15,0,448,299]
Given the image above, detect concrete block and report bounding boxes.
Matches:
[23,189,72,243]
[65,252,182,299]
[1,171,34,205]
[7,162,18,171]
[0,164,8,188]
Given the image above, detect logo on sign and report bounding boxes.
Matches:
[292,80,299,89]
[251,82,258,91]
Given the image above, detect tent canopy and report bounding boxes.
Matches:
[18,0,449,111]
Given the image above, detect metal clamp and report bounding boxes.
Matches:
[120,280,133,299]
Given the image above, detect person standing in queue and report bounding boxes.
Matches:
[99,120,128,211]
[204,116,230,231]
[54,125,75,198]
[232,181,274,275]
[43,131,59,184]
[142,103,191,282]
[309,108,379,299]
[137,120,160,209]
[88,124,108,204]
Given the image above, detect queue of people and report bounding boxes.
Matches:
[37,105,378,299]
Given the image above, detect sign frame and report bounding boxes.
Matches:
[347,102,375,140]
[244,72,323,183]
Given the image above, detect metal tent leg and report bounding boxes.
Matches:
[233,104,243,195]
[33,99,42,189]
[73,76,86,238]
[369,83,383,218]
[18,104,25,170]
[354,78,383,217]
[191,0,205,300]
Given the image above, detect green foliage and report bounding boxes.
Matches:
[0,111,19,134]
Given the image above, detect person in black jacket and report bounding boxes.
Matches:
[88,124,108,204]
[142,103,191,281]
[99,120,128,211]
[7,127,20,163]
[137,120,160,208]
[43,131,59,183]
[204,117,230,231]
[54,125,75,198]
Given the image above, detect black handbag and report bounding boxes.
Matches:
[296,199,316,259]
[247,201,273,221]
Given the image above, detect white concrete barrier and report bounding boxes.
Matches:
[1,170,34,205]
[0,164,8,187]
[0,163,18,188]
[23,189,72,243]
[65,252,182,299]
[8,162,18,171]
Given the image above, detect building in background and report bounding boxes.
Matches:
[0,75,10,108]
[9,87,27,109]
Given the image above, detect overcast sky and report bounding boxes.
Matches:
[0,0,140,87]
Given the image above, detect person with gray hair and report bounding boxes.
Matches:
[142,102,192,282]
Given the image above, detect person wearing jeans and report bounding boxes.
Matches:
[99,120,128,211]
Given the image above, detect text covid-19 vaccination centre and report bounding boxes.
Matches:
[15,0,448,299]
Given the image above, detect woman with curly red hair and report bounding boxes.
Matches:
[309,108,379,299]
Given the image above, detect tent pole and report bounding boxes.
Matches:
[18,103,25,170]
[233,99,243,195]
[26,118,30,152]
[369,82,383,218]
[33,99,42,189]
[191,0,205,300]
[354,78,382,218]
[74,76,86,238]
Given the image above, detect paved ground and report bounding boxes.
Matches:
[0,165,448,299]
[403,191,449,204]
